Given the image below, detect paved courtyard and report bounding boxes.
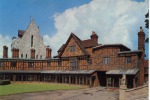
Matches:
[0,87,119,100]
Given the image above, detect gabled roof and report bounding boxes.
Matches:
[58,44,65,52]
[93,44,130,51]
[82,39,98,48]
[57,33,90,57]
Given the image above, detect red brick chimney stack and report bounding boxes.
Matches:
[138,27,145,51]
[90,31,98,43]
[46,47,52,58]
[3,45,8,58]
[138,26,145,86]
[12,48,19,58]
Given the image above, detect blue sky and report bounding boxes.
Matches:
[0,0,149,59]
[0,0,91,37]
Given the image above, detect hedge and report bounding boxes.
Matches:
[0,80,11,85]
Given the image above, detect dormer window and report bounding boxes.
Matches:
[70,45,75,52]
[31,35,33,47]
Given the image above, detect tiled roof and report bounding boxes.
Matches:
[93,44,130,51]
[57,35,98,53]
[118,50,142,54]
[58,44,65,52]
[0,70,96,74]
[57,33,90,57]
[106,68,139,75]
[42,70,96,74]
[18,30,25,38]
[82,39,98,48]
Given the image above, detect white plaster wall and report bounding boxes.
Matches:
[11,20,46,59]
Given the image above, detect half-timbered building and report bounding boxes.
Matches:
[0,20,148,88]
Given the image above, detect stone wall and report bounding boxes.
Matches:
[11,20,46,59]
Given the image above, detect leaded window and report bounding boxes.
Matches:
[70,58,79,70]
[70,45,75,52]
[126,57,131,64]
[102,57,110,64]
[11,61,17,67]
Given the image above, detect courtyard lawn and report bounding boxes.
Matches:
[0,83,83,96]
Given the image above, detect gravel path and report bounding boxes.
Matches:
[0,87,119,100]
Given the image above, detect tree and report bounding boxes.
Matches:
[145,10,149,43]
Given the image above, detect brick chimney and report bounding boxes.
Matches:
[31,49,35,59]
[138,27,145,51]
[3,45,8,58]
[46,47,52,58]
[90,31,98,43]
[138,27,145,86]
[12,48,19,58]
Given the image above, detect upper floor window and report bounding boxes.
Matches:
[31,35,33,47]
[0,62,4,67]
[11,61,17,67]
[70,58,79,70]
[47,61,51,66]
[28,62,34,67]
[88,59,92,65]
[26,54,27,58]
[58,60,62,66]
[126,57,131,64]
[102,57,110,64]
[70,45,75,52]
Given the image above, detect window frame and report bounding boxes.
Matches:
[126,57,131,64]
[28,62,34,67]
[11,61,17,67]
[0,62,4,67]
[102,57,110,65]
[70,58,79,70]
[58,60,62,67]
[69,45,75,52]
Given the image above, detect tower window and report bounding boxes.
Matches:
[31,35,33,47]
[36,55,38,59]
[21,54,23,58]
[40,55,42,59]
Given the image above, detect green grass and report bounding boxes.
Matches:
[0,83,83,96]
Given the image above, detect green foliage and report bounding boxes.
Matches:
[145,10,149,43]
[0,80,11,85]
[145,10,149,29]
[0,83,82,96]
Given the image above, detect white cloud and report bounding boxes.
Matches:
[43,0,148,57]
[0,34,12,58]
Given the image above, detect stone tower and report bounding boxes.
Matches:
[11,19,49,59]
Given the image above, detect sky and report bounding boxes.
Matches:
[0,0,149,59]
